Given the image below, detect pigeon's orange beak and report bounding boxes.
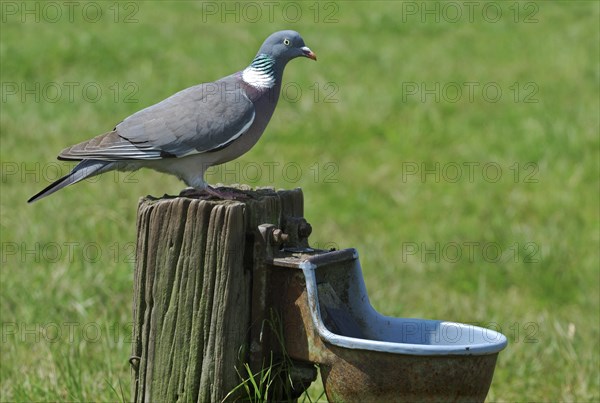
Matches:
[301,46,317,61]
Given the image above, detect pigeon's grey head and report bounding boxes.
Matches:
[256,30,317,64]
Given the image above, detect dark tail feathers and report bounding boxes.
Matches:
[28,160,113,203]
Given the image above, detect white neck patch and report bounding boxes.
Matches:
[242,66,276,89]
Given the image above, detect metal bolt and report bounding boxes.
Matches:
[271,228,289,244]
[298,221,312,238]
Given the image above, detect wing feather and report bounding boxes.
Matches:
[59,75,255,161]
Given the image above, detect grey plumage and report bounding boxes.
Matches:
[28,30,316,203]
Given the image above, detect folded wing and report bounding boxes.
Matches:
[59,77,255,161]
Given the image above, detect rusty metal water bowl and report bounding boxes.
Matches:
[268,246,507,402]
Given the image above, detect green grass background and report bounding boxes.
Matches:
[1,1,598,401]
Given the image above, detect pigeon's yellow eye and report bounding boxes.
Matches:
[283,38,291,46]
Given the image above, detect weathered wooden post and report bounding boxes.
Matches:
[130,188,316,402]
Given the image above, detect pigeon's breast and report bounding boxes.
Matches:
[208,82,281,165]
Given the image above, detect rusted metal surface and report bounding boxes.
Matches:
[321,346,498,402]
